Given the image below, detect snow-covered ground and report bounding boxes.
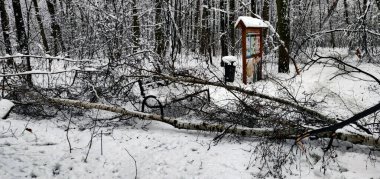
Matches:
[1,114,379,179]
[1,48,380,178]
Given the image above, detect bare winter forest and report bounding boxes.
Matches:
[0,0,380,178]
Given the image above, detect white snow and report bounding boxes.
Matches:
[0,115,379,178]
[0,99,14,119]
[235,16,269,28]
[222,56,237,65]
[0,48,379,178]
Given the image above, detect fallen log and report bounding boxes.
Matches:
[48,97,277,137]
[47,97,380,148]
[156,74,336,125]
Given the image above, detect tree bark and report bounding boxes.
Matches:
[132,0,140,52]
[276,0,290,73]
[0,0,13,64]
[32,0,50,54]
[220,0,228,58]
[194,0,201,52]
[228,0,235,55]
[361,0,369,57]
[251,0,256,16]
[262,0,270,45]
[46,0,65,56]
[343,0,350,24]
[321,0,339,28]
[47,97,380,148]
[200,0,210,55]
[155,0,165,56]
[12,0,28,54]
[12,0,32,85]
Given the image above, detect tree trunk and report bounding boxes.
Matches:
[132,0,140,52]
[12,0,28,54]
[0,0,13,64]
[155,0,165,56]
[32,0,50,54]
[212,0,216,57]
[276,0,290,73]
[343,0,350,24]
[200,0,210,55]
[12,0,32,85]
[361,0,369,58]
[194,0,201,53]
[47,97,380,148]
[329,21,336,48]
[229,0,235,55]
[262,0,270,41]
[251,0,256,16]
[327,0,336,48]
[46,0,65,56]
[220,0,228,58]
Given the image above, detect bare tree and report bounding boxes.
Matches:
[46,0,65,55]
[276,0,290,73]
[220,0,228,58]
[0,0,12,61]
[12,0,32,85]
[32,0,50,54]
[155,0,165,56]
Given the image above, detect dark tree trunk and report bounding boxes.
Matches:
[251,0,256,16]
[132,0,140,52]
[229,0,235,55]
[194,0,201,52]
[262,0,270,38]
[309,1,314,34]
[361,0,369,57]
[343,0,350,24]
[155,0,165,56]
[12,0,32,85]
[276,0,290,73]
[176,0,182,54]
[220,0,228,58]
[0,0,13,64]
[327,0,335,48]
[12,0,28,54]
[46,0,65,56]
[32,0,50,54]
[329,21,336,48]
[200,0,210,55]
[212,0,216,57]
[260,0,270,80]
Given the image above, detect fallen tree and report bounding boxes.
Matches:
[154,73,337,125]
[47,97,380,148]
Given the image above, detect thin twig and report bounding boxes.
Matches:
[125,148,138,179]
[66,110,73,153]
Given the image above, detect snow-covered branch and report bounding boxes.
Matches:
[0,69,99,77]
[0,54,92,63]
[46,97,380,148]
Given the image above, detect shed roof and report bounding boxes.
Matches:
[235,16,268,28]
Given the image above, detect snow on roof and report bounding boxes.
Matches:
[235,16,268,28]
[0,99,14,119]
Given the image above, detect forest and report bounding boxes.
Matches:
[0,0,380,178]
